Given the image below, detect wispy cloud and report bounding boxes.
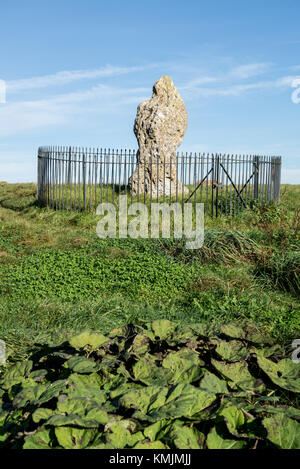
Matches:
[1,62,299,139]
[6,64,159,93]
[0,84,149,137]
[229,62,272,79]
[178,62,276,97]
[180,69,300,99]
[180,76,218,90]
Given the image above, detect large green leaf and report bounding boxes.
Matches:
[66,356,100,374]
[69,330,109,350]
[2,361,34,390]
[46,414,97,428]
[161,348,196,370]
[162,348,204,384]
[130,334,150,356]
[212,359,265,393]
[257,356,300,393]
[32,408,54,423]
[143,420,171,442]
[67,372,103,388]
[212,339,248,362]
[149,383,216,421]
[119,386,168,414]
[219,405,245,436]
[265,406,300,420]
[263,414,300,449]
[133,440,168,449]
[220,324,272,345]
[132,354,172,386]
[3,360,33,381]
[206,427,247,449]
[169,423,205,449]
[37,380,67,404]
[55,393,109,425]
[145,320,177,341]
[250,345,282,358]
[104,420,144,448]
[13,384,48,408]
[144,320,195,346]
[199,371,228,394]
[55,427,98,449]
[23,428,52,449]
[220,324,245,340]
[57,394,93,414]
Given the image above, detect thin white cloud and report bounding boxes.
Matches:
[180,76,218,90]
[6,64,159,93]
[0,84,149,137]
[1,62,299,140]
[180,74,300,98]
[229,62,272,79]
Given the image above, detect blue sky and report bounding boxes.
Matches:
[0,0,299,182]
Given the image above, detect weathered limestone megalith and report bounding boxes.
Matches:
[129,75,188,197]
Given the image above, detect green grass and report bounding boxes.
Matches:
[0,183,299,361]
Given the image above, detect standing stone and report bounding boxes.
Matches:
[129,76,188,197]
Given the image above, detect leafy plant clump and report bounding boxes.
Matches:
[1,320,299,450]
[0,248,197,302]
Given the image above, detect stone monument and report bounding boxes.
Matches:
[129,75,188,197]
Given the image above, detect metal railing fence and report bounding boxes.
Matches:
[37,146,281,217]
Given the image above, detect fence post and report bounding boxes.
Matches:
[82,152,86,210]
[211,154,215,217]
[37,148,41,201]
[215,154,220,217]
[67,147,72,184]
[253,155,259,200]
[274,156,281,203]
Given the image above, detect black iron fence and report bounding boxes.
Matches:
[37,146,281,216]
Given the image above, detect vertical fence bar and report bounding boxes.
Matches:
[215,154,219,217]
[237,155,241,214]
[64,147,67,209]
[225,154,229,215]
[94,148,98,210]
[176,153,179,203]
[106,149,109,204]
[118,149,121,203]
[253,155,259,201]
[193,153,197,208]
[211,154,215,217]
[88,149,92,211]
[124,149,128,201]
[111,150,114,201]
[274,157,281,202]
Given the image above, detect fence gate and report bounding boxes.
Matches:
[185,154,281,216]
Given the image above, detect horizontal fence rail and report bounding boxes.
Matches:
[37,147,282,217]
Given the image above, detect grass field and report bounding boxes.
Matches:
[0,182,299,361]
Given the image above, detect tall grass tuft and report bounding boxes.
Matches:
[255,250,300,295]
[159,229,260,265]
